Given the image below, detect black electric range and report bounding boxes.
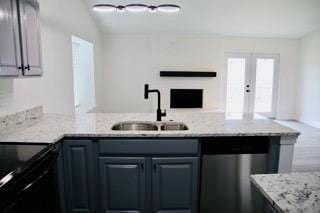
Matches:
[0,143,60,213]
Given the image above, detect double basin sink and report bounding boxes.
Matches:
[112,121,188,131]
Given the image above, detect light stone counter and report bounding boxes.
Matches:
[0,109,300,172]
[0,112,299,143]
[251,172,320,213]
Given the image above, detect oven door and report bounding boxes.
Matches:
[2,147,59,213]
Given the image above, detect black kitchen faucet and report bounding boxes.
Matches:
[144,84,166,121]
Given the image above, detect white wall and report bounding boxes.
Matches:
[102,34,299,119]
[0,0,103,115]
[296,30,320,128]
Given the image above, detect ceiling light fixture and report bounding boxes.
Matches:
[92,4,181,14]
[126,4,148,12]
[92,4,116,12]
[157,4,181,13]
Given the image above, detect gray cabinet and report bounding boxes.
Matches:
[0,0,42,77]
[18,0,42,76]
[98,157,199,213]
[61,139,200,213]
[152,158,199,213]
[0,0,21,76]
[98,157,147,213]
[62,140,96,213]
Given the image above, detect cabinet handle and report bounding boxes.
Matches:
[141,163,144,170]
[153,164,157,172]
[25,65,30,71]
[18,66,22,70]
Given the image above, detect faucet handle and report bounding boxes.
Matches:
[144,84,149,99]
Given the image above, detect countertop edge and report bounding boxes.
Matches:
[250,176,284,213]
[0,132,300,144]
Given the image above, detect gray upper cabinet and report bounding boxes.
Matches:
[0,0,21,76]
[152,157,199,213]
[62,140,96,213]
[18,0,42,76]
[0,0,42,77]
[98,157,147,213]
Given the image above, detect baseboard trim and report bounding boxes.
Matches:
[299,119,320,128]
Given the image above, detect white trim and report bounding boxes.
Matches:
[278,135,298,173]
[299,119,320,129]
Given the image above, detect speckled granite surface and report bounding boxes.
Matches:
[251,172,320,213]
[0,111,299,143]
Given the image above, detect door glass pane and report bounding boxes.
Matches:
[254,58,275,113]
[226,58,246,113]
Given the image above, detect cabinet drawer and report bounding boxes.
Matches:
[98,139,199,155]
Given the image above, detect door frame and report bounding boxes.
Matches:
[222,53,280,118]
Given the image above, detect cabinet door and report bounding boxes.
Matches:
[63,140,95,213]
[18,0,42,76]
[99,157,146,213]
[152,157,199,213]
[0,0,21,76]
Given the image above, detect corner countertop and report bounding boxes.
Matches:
[251,172,320,213]
[0,112,299,144]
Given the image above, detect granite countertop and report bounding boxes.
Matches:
[0,111,299,144]
[251,172,320,213]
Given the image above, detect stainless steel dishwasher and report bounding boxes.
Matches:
[200,137,275,213]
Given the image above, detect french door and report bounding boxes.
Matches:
[224,53,279,118]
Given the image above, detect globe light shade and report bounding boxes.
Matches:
[126,4,149,12]
[92,4,116,12]
[157,4,181,13]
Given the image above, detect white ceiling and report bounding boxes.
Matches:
[85,0,320,38]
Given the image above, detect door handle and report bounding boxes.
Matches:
[25,65,30,70]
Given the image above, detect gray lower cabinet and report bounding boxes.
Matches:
[152,158,199,213]
[62,140,96,213]
[98,157,147,213]
[61,139,200,213]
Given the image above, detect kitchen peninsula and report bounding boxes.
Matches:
[0,107,300,213]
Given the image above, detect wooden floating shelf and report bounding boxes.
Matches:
[160,71,217,77]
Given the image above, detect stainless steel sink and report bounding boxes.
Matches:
[111,121,188,131]
[160,122,189,131]
[111,122,158,131]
